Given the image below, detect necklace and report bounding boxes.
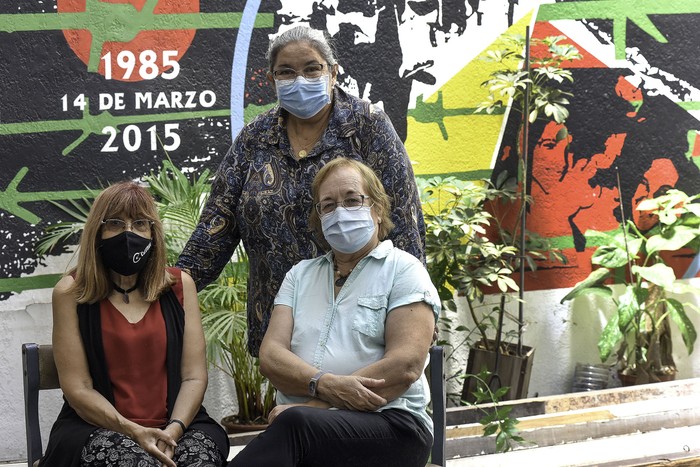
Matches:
[290,121,327,159]
[112,282,138,304]
[333,258,354,287]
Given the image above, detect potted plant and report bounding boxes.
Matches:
[419,174,564,404]
[145,161,276,428]
[427,29,580,403]
[561,189,700,385]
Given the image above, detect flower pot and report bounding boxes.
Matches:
[618,367,677,387]
[221,414,268,434]
[461,340,535,403]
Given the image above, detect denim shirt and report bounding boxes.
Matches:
[177,86,425,356]
[274,240,440,432]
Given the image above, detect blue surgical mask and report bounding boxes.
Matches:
[276,75,331,119]
[321,206,375,254]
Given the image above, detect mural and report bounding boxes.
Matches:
[2,0,700,301]
[489,5,700,290]
[0,0,535,300]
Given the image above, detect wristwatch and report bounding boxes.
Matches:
[308,370,328,397]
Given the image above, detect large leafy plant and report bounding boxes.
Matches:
[420,174,565,357]
[562,189,700,384]
[419,175,551,452]
[145,161,275,424]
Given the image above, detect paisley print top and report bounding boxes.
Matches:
[177,86,425,355]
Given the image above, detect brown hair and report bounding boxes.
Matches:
[309,158,394,246]
[67,181,174,303]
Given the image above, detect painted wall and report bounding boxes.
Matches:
[2,0,700,461]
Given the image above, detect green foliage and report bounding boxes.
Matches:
[469,369,529,453]
[475,33,582,124]
[35,189,100,256]
[143,161,275,423]
[419,174,566,353]
[561,189,700,382]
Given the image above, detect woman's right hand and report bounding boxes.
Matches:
[317,374,387,411]
[131,426,177,467]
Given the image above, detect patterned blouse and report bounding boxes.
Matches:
[177,86,425,355]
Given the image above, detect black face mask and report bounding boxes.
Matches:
[99,231,153,276]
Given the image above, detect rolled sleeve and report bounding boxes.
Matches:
[387,257,440,321]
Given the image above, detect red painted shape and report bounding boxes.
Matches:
[693,132,700,158]
[528,121,623,239]
[531,21,607,69]
[615,75,643,103]
[615,75,644,118]
[57,0,198,82]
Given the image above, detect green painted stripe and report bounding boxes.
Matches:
[0,274,62,293]
[678,101,700,111]
[417,170,495,181]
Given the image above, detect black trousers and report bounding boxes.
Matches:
[229,407,432,467]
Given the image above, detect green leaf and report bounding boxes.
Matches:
[482,424,498,437]
[646,226,700,254]
[591,244,631,269]
[599,313,622,362]
[632,263,676,289]
[667,298,697,355]
[560,268,611,303]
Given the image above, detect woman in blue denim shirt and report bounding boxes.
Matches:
[229,158,440,466]
[177,26,425,356]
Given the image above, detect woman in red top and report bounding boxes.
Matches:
[43,181,229,467]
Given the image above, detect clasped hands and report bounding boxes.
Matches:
[133,423,182,467]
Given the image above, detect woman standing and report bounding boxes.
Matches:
[229,158,439,466]
[42,182,229,467]
[177,26,425,356]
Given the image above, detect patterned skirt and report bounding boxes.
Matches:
[80,427,224,466]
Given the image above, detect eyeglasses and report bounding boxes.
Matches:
[101,218,154,234]
[315,195,373,216]
[272,63,329,83]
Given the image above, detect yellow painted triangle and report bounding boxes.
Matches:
[407,12,534,179]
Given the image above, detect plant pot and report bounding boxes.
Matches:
[221,414,268,434]
[618,367,677,387]
[461,340,535,404]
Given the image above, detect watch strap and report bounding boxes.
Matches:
[309,370,328,397]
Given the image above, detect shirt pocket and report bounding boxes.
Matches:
[353,295,388,338]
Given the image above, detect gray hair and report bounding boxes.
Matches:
[266,26,338,71]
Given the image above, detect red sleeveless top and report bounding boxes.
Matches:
[101,268,183,428]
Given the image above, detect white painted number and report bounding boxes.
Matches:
[101,127,119,152]
[161,50,180,80]
[116,51,136,79]
[101,124,181,152]
[139,50,159,80]
[61,94,86,111]
[101,50,181,80]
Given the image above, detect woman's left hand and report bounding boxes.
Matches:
[156,423,182,465]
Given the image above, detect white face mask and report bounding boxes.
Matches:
[321,206,376,254]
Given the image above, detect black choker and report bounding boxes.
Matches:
[113,282,138,304]
[333,258,353,287]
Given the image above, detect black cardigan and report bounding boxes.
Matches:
[40,288,229,466]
